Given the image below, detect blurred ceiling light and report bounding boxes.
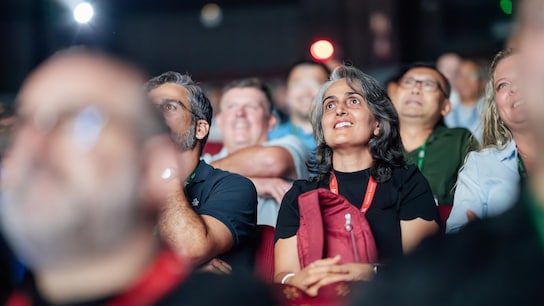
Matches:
[201,3,223,28]
[73,2,94,24]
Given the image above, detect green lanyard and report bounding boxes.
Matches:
[417,142,427,171]
[184,168,197,187]
[517,152,528,181]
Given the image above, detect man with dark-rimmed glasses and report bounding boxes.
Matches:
[390,63,477,207]
[145,71,258,273]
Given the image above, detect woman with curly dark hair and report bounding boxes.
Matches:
[273,65,439,296]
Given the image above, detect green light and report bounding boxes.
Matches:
[500,0,513,15]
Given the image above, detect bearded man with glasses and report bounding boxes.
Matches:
[390,64,478,207]
[145,72,258,274]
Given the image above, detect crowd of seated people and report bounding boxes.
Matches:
[1,1,544,304]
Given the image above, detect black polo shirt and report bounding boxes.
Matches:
[186,160,258,270]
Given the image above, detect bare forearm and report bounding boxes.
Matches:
[250,177,292,204]
[212,146,295,178]
[158,190,214,265]
[400,218,439,253]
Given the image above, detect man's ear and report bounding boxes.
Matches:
[267,113,277,132]
[195,119,210,140]
[440,98,452,117]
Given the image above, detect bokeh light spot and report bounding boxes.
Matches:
[310,39,335,62]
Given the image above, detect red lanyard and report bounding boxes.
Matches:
[329,172,377,213]
[6,250,190,306]
[108,249,190,306]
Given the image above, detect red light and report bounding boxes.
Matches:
[310,39,335,62]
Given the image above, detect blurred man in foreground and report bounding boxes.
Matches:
[0,48,191,305]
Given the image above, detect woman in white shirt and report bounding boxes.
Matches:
[446,49,535,233]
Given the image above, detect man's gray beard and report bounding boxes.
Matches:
[170,124,197,151]
[0,169,141,270]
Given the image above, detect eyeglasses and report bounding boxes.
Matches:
[15,106,111,152]
[399,77,447,96]
[458,71,480,81]
[152,98,203,119]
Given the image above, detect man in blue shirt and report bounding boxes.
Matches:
[268,61,330,159]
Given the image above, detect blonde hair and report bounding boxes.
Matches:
[481,49,515,149]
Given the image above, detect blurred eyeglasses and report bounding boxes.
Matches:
[458,71,480,81]
[14,106,110,152]
[399,77,448,96]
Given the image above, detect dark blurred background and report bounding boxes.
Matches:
[0,0,515,103]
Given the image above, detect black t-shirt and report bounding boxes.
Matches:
[275,165,439,262]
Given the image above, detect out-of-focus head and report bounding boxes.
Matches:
[481,49,527,148]
[0,103,15,158]
[516,0,544,150]
[0,47,165,270]
[146,72,212,154]
[455,60,485,102]
[392,63,451,126]
[437,52,461,87]
[216,78,275,153]
[309,64,404,182]
[286,61,330,122]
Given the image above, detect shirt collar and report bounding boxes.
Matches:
[189,160,211,185]
[426,122,448,145]
[496,139,517,162]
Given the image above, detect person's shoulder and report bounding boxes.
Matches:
[266,134,302,145]
[477,141,517,159]
[439,125,473,138]
[290,178,320,193]
[211,167,252,184]
[391,164,420,180]
[467,147,505,162]
[435,125,478,151]
[203,162,255,189]
[268,121,292,139]
[388,165,427,189]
